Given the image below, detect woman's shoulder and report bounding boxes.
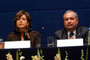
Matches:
[8,32,14,35]
[29,31,40,36]
[30,30,40,34]
[8,32,17,37]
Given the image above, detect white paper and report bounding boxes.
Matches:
[57,38,83,47]
[4,40,30,49]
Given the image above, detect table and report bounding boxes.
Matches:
[0,46,89,60]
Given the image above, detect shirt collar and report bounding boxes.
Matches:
[68,30,76,37]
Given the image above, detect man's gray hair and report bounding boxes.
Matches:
[63,10,78,19]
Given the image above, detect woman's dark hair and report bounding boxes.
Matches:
[13,10,32,32]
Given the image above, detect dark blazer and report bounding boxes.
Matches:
[55,26,89,45]
[8,31,41,48]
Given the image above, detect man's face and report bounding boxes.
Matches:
[64,12,78,31]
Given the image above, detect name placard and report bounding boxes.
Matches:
[4,40,30,49]
[57,38,83,47]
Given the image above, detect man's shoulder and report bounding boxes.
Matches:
[80,26,88,29]
[78,26,89,31]
[55,29,64,34]
[77,26,89,33]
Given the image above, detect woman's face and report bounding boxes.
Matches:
[16,14,29,29]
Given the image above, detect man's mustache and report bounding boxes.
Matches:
[67,24,72,26]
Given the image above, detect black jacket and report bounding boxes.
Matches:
[55,26,89,45]
[8,31,41,48]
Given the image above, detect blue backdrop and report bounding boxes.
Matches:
[0,0,90,47]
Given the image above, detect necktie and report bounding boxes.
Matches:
[69,32,74,39]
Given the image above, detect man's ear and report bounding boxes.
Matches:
[76,18,79,24]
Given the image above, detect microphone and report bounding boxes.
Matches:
[88,28,90,37]
[88,27,90,45]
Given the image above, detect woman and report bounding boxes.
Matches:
[8,10,41,48]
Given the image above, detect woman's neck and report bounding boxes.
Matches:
[21,33,24,41]
[19,28,27,32]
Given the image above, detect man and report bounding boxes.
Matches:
[55,10,89,45]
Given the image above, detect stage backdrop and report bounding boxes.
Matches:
[0,0,90,47]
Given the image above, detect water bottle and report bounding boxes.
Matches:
[0,38,4,49]
[47,37,54,47]
[0,38,3,42]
